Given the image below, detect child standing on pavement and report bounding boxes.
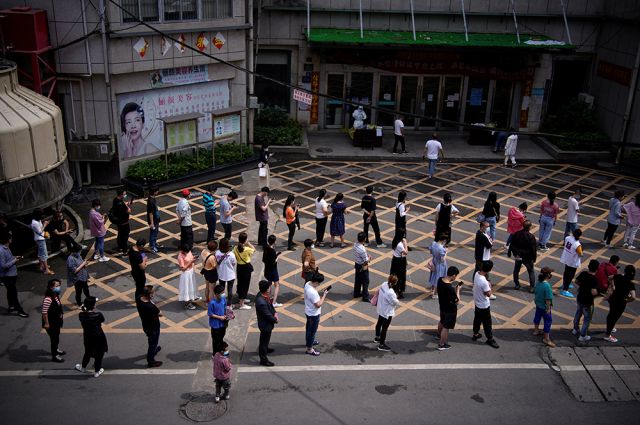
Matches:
[213,341,232,403]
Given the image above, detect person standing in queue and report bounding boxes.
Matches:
[374,274,400,352]
[255,280,278,366]
[75,296,108,377]
[263,235,283,307]
[0,232,28,317]
[304,271,328,356]
[233,232,255,310]
[437,266,461,351]
[111,190,133,256]
[176,189,194,251]
[129,239,148,300]
[136,285,163,368]
[208,284,227,354]
[42,278,65,362]
[255,187,271,247]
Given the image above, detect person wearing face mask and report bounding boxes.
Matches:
[89,199,109,262]
[208,284,227,354]
[176,188,193,251]
[564,188,581,239]
[67,244,93,307]
[136,285,163,368]
[213,341,233,403]
[42,279,65,362]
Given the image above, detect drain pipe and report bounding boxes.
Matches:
[98,0,115,146]
[247,0,255,146]
[616,40,640,164]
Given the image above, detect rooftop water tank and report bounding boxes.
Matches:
[0,59,72,216]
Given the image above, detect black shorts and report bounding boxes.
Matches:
[440,310,457,329]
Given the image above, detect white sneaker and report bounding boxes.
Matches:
[489,294,497,300]
[629,245,636,249]
[377,243,387,248]
[238,305,251,310]
[611,328,617,333]
[99,256,110,262]
[578,335,591,342]
[244,299,251,304]
[571,329,578,336]
[623,243,629,248]
[75,364,86,373]
[272,302,283,308]
[94,368,104,378]
[93,254,100,260]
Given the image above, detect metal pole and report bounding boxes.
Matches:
[510,0,521,44]
[195,119,199,164]
[460,0,469,42]
[410,0,416,41]
[559,0,573,44]
[307,0,311,38]
[359,0,363,39]
[163,123,169,178]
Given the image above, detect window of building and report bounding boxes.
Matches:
[255,50,291,112]
[121,0,232,23]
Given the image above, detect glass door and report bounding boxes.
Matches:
[465,77,490,124]
[325,73,345,127]
[441,76,462,127]
[398,76,419,127]
[419,76,441,128]
[491,80,513,128]
[376,75,397,127]
[349,72,374,128]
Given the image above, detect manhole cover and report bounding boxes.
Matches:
[315,147,333,153]
[182,394,228,422]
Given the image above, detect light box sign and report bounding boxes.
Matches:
[150,65,209,88]
[116,80,230,160]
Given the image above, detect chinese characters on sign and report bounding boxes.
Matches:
[310,72,319,124]
[293,88,313,105]
[167,120,197,149]
[213,114,241,140]
[150,66,209,88]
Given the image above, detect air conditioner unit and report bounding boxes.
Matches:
[67,139,115,162]
[578,92,594,109]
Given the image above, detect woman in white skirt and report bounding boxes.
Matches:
[178,243,198,310]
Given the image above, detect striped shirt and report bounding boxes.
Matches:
[42,295,61,315]
[353,243,369,265]
[202,193,216,213]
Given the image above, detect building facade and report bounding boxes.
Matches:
[253,0,618,136]
[1,0,250,184]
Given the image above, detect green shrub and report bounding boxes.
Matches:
[255,107,289,127]
[126,145,252,181]
[542,100,610,151]
[254,122,303,146]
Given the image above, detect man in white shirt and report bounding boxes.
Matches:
[564,188,581,238]
[393,115,406,154]
[422,133,444,179]
[303,272,328,356]
[176,189,193,250]
[353,232,371,302]
[472,260,499,348]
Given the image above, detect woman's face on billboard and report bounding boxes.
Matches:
[124,110,144,142]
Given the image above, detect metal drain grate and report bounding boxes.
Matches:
[181,394,228,422]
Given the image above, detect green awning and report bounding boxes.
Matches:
[306,28,574,50]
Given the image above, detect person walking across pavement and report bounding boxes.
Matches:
[304,271,328,356]
[480,192,501,241]
[213,341,232,403]
[208,284,227,353]
[0,232,28,317]
[42,278,66,362]
[31,208,53,275]
[255,280,278,366]
[474,221,493,273]
[622,193,640,249]
[503,130,518,167]
[66,244,92,307]
[572,260,599,343]
[538,191,560,251]
[176,189,193,251]
[314,189,329,247]
[233,232,255,310]
[75,296,108,378]
[136,285,162,368]
[505,202,527,248]
[263,235,283,307]
[393,115,407,154]
[374,274,400,352]
[389,231,408,299]
[532,266,556,347]
[604,265,636,343]
[472,261,499,349]
[255,187,271,247]
[422,133,444,179]
[202,185,219,243]
[330,193,347,248]
[301,239,316,283]
[435,193,459,246]
[603,190,625,248]
[283,194,299,251]
[564,188,581,238]
[219,190,238,241]
[111,190,132,255]
[146,187,162,253]
[559,228,584,298]
[428,235,448,297]
[129,239,148,300]
[361,186,386,247]
[353,232,371,302]
[216,238,237,303]
[508,220,537,292]
[201,240,219,302]
[437,266,461,351]
[178,243,199,310]
[89,199,109,262]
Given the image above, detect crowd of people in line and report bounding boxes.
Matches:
[0,177,638,390]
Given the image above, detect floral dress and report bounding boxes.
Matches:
[428,241,448,288]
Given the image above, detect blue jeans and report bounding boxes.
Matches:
[305,314,320,348]
[145,326,160,364]
[428,159,438,177]
[538,215,555,247]
[486,216,497,241]
[533,307,552,334]
[573,302,593,337]
[94,236,105,257]
[149,226,159,250]
[564,222,577,238]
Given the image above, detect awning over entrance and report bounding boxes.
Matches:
[307,28,574,50]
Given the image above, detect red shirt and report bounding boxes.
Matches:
[595,262,618,291]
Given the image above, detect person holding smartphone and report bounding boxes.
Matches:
[263,235,283,307]
[0,232,28,317]
[436,266,461,350]
[304,271,328,356]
